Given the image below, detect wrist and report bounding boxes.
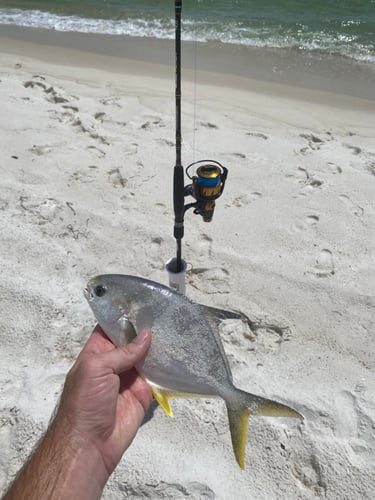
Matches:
[47,413,111,498]
[3,413,110,500]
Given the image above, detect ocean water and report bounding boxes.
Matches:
[0,0,374,64]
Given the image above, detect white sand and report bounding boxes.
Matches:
[0,30,374,499]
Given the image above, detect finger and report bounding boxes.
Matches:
[120,370,154,413]
[100,329,152,375]
[81,324,116,356]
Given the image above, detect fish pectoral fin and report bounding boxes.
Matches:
[254,399,303,419]
[151,387,174,417]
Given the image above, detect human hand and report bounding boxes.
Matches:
[55,324,153,476]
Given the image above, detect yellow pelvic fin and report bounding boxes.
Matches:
[151,387,174,417]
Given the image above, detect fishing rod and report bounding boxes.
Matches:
[173,0,184,273]
[166,0,228,294]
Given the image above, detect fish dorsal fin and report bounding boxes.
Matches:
[151,387,174,417]
[200,304,253,329]
[199,304,247,381]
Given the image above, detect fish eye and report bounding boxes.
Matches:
[94,284,107,297]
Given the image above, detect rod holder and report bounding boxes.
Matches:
[165,257,186,294]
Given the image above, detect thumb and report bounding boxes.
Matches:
[100,329,152,375]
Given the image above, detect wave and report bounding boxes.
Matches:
[0,8,374,64]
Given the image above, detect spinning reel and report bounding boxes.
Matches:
[184,160,228,222]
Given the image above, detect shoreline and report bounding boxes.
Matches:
[1,24,375,104]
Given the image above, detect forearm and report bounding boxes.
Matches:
[3,415,109,500]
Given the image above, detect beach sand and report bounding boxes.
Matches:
[0,26,374,499]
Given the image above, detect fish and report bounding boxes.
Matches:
[84,274,302,468]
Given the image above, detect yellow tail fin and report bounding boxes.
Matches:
[226,389,302,469]
[227,405,250,469]
[254,399,303,419]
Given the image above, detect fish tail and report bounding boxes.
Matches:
[225,387,302,469]
[225,397,250,469]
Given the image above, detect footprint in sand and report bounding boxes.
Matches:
[333,391,358,439]
[49,104,109,146]
[24,79,108,146]
[246,131,269,140]
[291,450,326,496]
[94,111,106,122]
[157,138,174,147]
[306,215,320,225]
[68,168,97,185]
[24,79,47,91]
[99,96,121,108]
[196,233,213,259]
[71,118,109,145]
[333,390,375,464]
[24,79,72,105]
[123,142,138,156]
[343,143,362,155]
[149,236,163,254]
[299,131,333,155]
[121,481,215,499]
[220,320,256,351]
[339,194,364,217]
[231,152,246,159]
[299,133,323,154]
[108,168,127,188]
[145,237,167,270]
[313,248,335,277]
[19,196,61,224]
[62,104,79,113]
[292,167,323,196]
[326,162,343,174]
[227,191,262,208]
[251,321,292,353]
[140,116,165,130]
[187,267,230,294]
[199,121,218,129]
[290,214,320,233]
[87,145,106,158]
[18,196,87,240]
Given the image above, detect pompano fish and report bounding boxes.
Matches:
[84,274,302,468]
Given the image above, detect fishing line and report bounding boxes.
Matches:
[192,38,198,164]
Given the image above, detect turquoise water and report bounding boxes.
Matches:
[0,0,374,63]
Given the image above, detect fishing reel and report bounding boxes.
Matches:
[184,160,228,222]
